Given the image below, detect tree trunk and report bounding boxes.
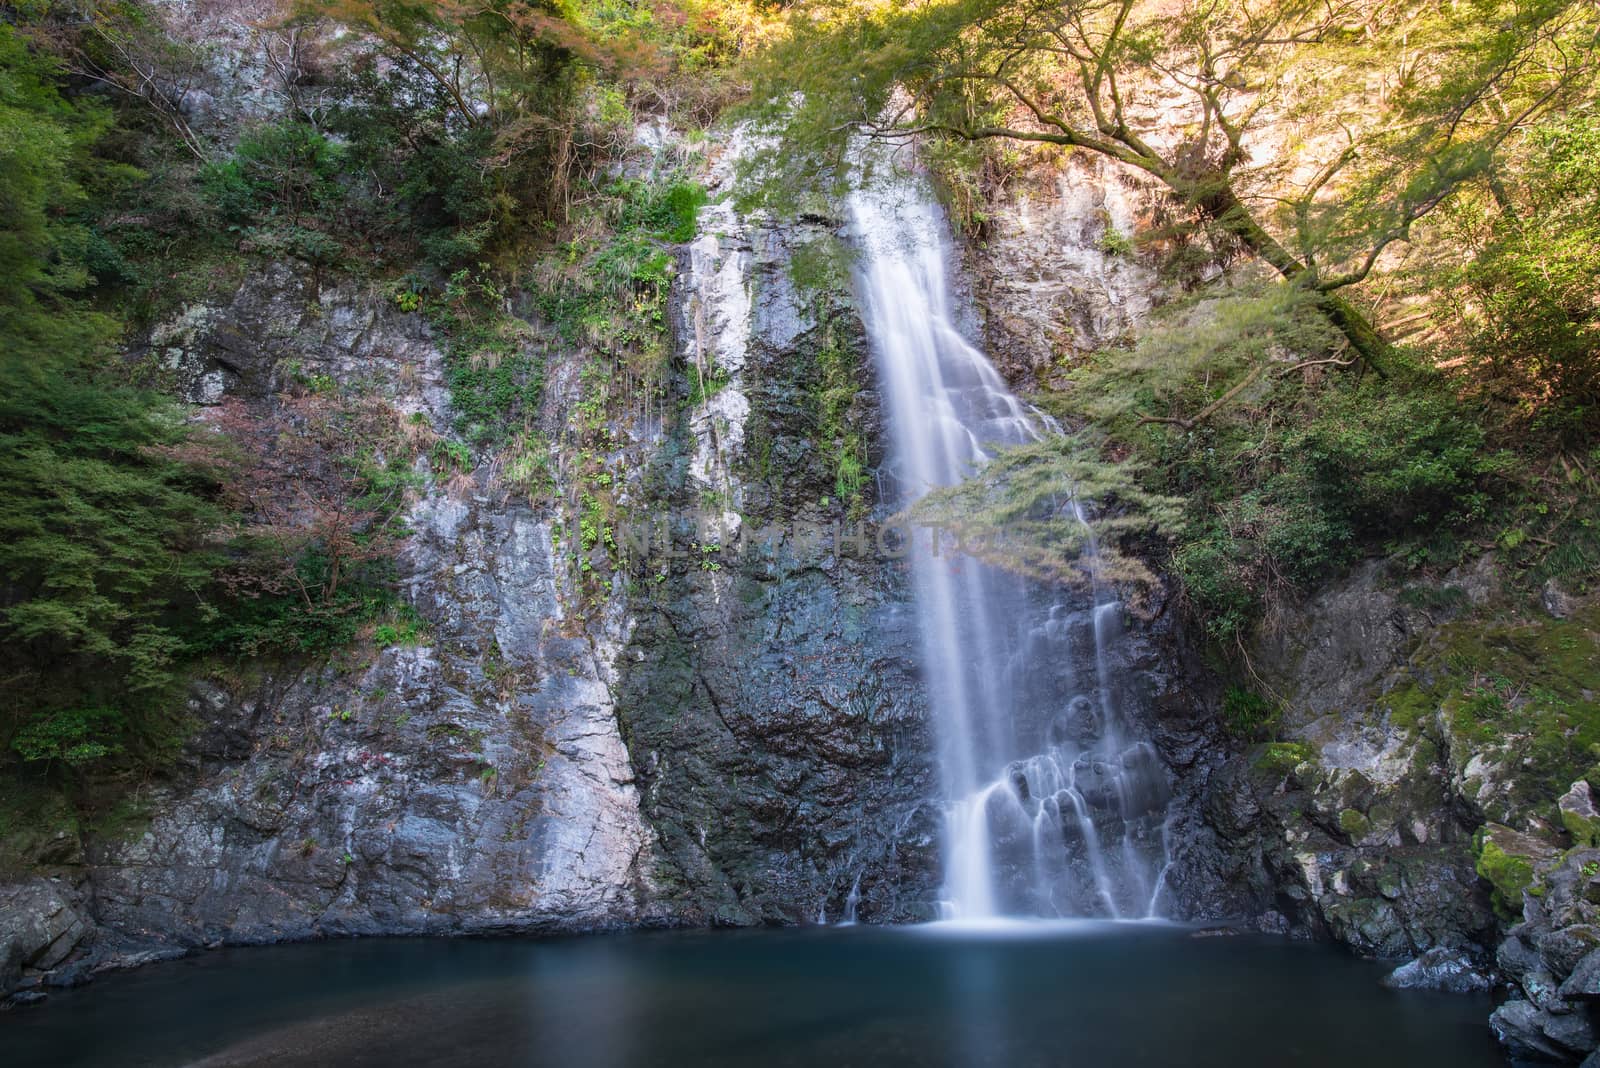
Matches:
[1197,181,1391,375]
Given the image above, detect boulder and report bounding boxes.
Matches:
[1561,949,1600,1002]
[1562,781,1600,849]
[1491,1000,1575,1061]
[1543,925,1600,979]
[1383,946,1491,993]
[1543,578,1578,620]
[0,880,90,995]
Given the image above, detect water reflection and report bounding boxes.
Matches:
[2,926,1504,1068]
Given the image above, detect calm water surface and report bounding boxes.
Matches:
[2,922,1505,1067]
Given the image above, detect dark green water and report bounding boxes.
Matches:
[3,922,1504,1067]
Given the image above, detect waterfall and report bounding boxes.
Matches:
[847,152,1173,922]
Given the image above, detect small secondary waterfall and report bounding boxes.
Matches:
[848,154,1173,922]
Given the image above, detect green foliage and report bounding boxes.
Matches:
[811,315,871,514]
[0,24,224,773]
[1039,284,1507,642]
[424,269,544,445]
[1221,686,1281,741]
[523,174,705,430]
[201,120,346,224]
[751,0,1596,287]
[201,556,405,659]
[912,433,1185,593]
[500,430,557,502]
[687,360,731,407]
[616,178,707,243]
[1286,381,1502,541]
[325,66,522,271]
[11,707,125,768]
[1253,741,1314,777]
[1440,112,1600,444]
[0,25,110,305]
[372,605,426,647]
[301,0,694,271]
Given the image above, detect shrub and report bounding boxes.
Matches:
[1034,285,1509,643]
[1286,380,1503,540]
[12,707,125,768]
[201,120,346,224]
[1220,685,1280,741]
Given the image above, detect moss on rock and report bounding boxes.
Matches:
[1339,808,1372,840]
[1474,825,1540,917]
[1252,741,1315,778]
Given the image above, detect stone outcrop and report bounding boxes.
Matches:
[1182,551,1600,1059]
[0,881,91,998]
[1491,848,1600,1060]
[112,264,659,942]
[969,153,1178,388]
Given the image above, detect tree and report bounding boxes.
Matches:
[1435,112,1600,442]
[0,24,223,763]
[297,0,659,228]
[750,0,1600,367]
[201,390,416,620]
[21,0,212,160]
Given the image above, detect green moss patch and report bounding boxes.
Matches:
[1253,741,1315,778]
[1389,605,1600,825]
[1339,808,1372,840]
[1473,824,1545,918]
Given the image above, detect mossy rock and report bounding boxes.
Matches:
[1253,741,1315,778]
[1474,823,1558,918]
[1339,808,1372,840]
[1560,780,1600,848]
[1391,606,1600,827]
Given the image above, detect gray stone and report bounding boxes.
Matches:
[1540,1006,1597,1056]
[1562,780,1600,848]
[1491,1000,1570,1061]
[1502,932,1566,1011]
[1561,948,1600,1001]
[1543,925,1600,979]
[0,880,90,995]
[971,153,1173,385]
[1544,578,1577,619]
[1383,947,1491,993]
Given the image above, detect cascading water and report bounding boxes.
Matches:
[848,152,1174,922]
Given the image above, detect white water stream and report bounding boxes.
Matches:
[848,152,1173,921]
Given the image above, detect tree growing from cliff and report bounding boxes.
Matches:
[296,0,669,233]
[749,0,1600,368]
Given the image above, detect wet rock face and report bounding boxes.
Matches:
[613,170,942,924]
[618,545,939,924]
[81,266,659,952]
